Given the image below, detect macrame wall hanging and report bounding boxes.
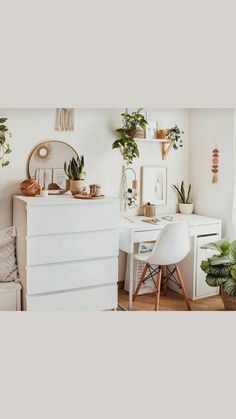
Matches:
[211,147,219,183]
[55,108,74,131]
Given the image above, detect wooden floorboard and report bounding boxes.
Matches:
[118,288,224,311]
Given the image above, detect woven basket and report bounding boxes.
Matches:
[221,286,236,310]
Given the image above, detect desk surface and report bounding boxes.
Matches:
[120,213,222,231]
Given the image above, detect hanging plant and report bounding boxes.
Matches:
[0,117,12,167]
[112,108,148,165]
[166,125,184,150]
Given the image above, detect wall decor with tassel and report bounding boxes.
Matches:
[55,108,74,131]
[211,147,219,183]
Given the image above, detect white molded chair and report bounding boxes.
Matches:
[133,223,191,311]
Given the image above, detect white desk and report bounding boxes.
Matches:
[119,214,222,310]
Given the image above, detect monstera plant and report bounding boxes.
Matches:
[201,239,236,309]
[0,117,12,167]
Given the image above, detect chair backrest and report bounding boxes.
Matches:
[146,222,191,266]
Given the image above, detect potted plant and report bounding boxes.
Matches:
[0,117,12,167]
[200,239,236,310]
[64,155,85,195]
[166,125,184,149]
[112,108,148,165]
[173,181,193,214]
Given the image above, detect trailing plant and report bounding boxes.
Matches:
[64,156,85,180]
[166,125,184,150]
[173,181,191,203]
[112,108,148,165]
[200,239,236,297]
[0,117,12,167]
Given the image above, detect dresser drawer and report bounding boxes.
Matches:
[27,202,119,236]
[27,257,118,295]
[26,283,117,310]
[27,230,119,266]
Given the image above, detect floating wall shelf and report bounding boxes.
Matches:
[134,138,173,160]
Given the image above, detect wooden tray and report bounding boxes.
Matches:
[74,194,105,200]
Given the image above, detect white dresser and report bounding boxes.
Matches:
[13,195,119,310]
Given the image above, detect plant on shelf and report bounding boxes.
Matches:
[0,117,12,167]
[64,156,85,195]
[200,239,236,310]
[172,181,193,214]
[166,125,184,150]
[112,108,148,165]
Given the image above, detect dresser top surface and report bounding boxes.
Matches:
[14,195,119,206]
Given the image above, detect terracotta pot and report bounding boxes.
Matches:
[179,203,193,214]
[70,180,84,195]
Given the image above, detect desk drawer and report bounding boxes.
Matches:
[196,224,220,236]
[26,283,117,310]
[133,230,161,243]
[27,202,119,236]
[27,257,118,295]
[27,230,119,266]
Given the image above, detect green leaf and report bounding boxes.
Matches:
[180,181,186,203]
[230,265,236,280]
[228,241,236,262]
[223,278,236,297]
[208,255,232,266]
[200,239,230,254]
[2,161,9,167]
[206,275,227,287]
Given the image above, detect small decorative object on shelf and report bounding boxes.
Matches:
[64,155,85,195]
[145,121,157,139]
[20,179,40,196]
[200,239,236,310]
[173,181,193,214]
[112,108,148,165]
[157,129,168,140]
[0,117,12,168]
[212,147,219,183]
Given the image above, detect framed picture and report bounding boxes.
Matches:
[141,166,167,205]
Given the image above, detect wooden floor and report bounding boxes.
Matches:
[118,288,224,311]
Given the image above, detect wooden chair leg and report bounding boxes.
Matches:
[154,267,162,311]
[133,263,148,301]
[175,265,191,311]
[162,265,168,296]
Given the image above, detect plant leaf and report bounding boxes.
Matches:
[206,275,227,287]
[223,278,236,297]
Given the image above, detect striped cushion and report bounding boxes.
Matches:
[0,227,18,282]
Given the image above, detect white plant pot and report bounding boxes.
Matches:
[179,203,193,214]
[70,180,84,195]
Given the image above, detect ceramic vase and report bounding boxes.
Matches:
[179,203,193,214]
[70,180,84,195]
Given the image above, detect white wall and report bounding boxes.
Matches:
[189,109,235,238]
[0,108,190,230]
